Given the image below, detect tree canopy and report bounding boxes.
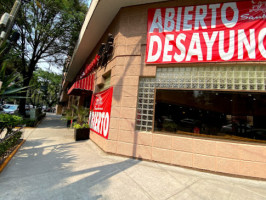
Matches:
[28,68,61,107]
[0,0,87,115]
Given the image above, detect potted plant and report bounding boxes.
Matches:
[72,105,90,141]
[73,123,90,141]
[61,108,75,127]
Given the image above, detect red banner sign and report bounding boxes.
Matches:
[146,1,266,63]
[89,87,113,139]
[79,55,100,80]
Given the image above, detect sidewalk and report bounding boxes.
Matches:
[0,113,266,200]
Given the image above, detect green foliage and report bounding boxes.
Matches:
[0,50,28,100]
[0,0,13,15]
[73,122,89,129]
[0,114,23,157]
[72,105,90,125]
[61,108,75,121]
[28,69,61,107]
[0,114,23,126]
[0,131,22,157]
[22,119,37,127]
[37,113,46,121]
[22,113,46,127]
[3,0,88,115]
[0,114,23,135]
[15,0,87,65]
[62,105,90,128]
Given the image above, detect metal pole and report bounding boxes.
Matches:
[0,0,21,44]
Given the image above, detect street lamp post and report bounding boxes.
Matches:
[0,0,21,45]
[0,0,32,44]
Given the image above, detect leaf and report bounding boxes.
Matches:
[3,86,29,95]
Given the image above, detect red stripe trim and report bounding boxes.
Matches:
[67,74,95,95]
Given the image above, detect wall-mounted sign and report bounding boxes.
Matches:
[146,1,266,63]
[75,33,114,83]
[79,55,99,80]
[89,87,113,139]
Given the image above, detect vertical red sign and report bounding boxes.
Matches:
[89,87,113,139]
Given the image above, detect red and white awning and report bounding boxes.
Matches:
[68,74,95,96]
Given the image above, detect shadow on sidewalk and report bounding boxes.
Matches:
[3,137,140,199]
[37,113,70,129]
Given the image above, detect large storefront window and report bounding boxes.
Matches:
[136,66,266,142]
[155,90,266,142]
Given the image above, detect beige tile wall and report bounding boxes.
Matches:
[88,0,266,179]
[92,130,266,179]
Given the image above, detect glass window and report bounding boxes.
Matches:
[136,65,266,135]
[154,89,266,142]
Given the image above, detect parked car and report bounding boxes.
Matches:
[179,118,201,132]
[220,123,252,134]
[252,129,266,140]
[2,104,19,114]
[220,124,234,133]
[43,107,55,113]
[25,105,33,110]
[180,118,201,127]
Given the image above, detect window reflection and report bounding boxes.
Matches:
[154,90,266,142]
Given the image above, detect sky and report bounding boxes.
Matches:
[39,62,62,75]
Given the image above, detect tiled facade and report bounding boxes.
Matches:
[68,0,266,179]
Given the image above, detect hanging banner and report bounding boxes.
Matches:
[89,87,113,139]
[146,1,266,64]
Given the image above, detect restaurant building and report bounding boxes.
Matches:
[60,0,266,179]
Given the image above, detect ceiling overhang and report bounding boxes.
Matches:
[65,0,168,83]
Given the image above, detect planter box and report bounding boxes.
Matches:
[74,128,90,141]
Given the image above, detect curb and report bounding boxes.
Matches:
[0,139,26,173]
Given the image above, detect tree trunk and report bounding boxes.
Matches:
[19,62,35,116]
[19,79,29,116]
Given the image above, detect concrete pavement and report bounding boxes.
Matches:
[0,113,266,200]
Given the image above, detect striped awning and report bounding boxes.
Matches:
[68,74,95,96]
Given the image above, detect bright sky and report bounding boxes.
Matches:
[39,62,62,75]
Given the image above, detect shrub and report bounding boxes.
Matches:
[22,119,37,127]
[0,114,23,126]
[73,122,89,129]
[0,114,23,135]
[62,106,90,128]
[37,113,46,121]
[0,131,22,157]
[22,112,46,127]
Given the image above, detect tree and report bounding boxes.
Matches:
[0,42,27,102]
[0,0,13,15]
[8,0,87,115]
[0,61,27,102]
[27,68,61,107]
